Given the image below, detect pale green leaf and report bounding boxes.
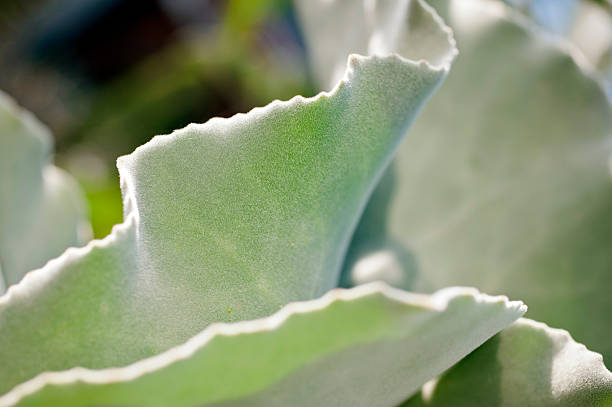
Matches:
[0,91,90,292]
[402,318,612,407]
[502,0,612,98]
[569,1,612,97]
[296,0,457,91]
[0,284,525,407]
[342,0,612,362]
[0,0,456,395]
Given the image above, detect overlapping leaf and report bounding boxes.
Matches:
[0,0,458,398]
[503,0,612,98]
[402,318,612,406]
[0,284,525,407]
[296,0,456,90]
[340,0,612,362]
[0,92,90,293]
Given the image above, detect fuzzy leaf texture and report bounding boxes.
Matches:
[337,0,612,363]
[403,318,612,406]
[0,285,525,407]
[0,1,495,406]
[0,92,90,293]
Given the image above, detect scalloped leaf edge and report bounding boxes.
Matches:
[0,282,524,406]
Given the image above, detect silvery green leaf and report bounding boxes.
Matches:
[502,0,612,98]
[402,318,612,407]
[0,0,456,395]
[0,91,90,292]
[343,0,612,362]
[0,284,524,407]
[296,0,457,91]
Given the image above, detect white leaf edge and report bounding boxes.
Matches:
[0,282,524,407]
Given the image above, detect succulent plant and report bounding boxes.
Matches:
[0,0,610,406]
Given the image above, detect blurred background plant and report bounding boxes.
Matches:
[0,0,314,238]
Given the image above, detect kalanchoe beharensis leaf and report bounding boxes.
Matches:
[295,0,456,91]
[0,284,525,407]
[0,0,457,397]
[502,0,612,99]
[342,0,612,362]
[0,91,90,293]
[402,318,612,407]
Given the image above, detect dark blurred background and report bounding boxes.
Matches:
[0,0,314,238]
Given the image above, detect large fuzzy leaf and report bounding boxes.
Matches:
[0,0,456,395]
[296,0,456,90]
[503,0,612,98]
[0,91,90,292]
[0,284,525,407]
[341,0,612,361]
[402,318,612,407]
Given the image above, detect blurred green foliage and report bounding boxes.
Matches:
[16,0,314,238]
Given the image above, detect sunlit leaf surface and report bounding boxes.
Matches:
[0,284,524,407]
[0,0,456,397]
[343,0,612,362]
[402,318,612,407]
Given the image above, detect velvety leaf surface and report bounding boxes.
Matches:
[0,0,456,395]
[342,0,612,362]
[0,284,525,407]
[402,318,612,407]
[0,91,90,292]
[296,0,457,91]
